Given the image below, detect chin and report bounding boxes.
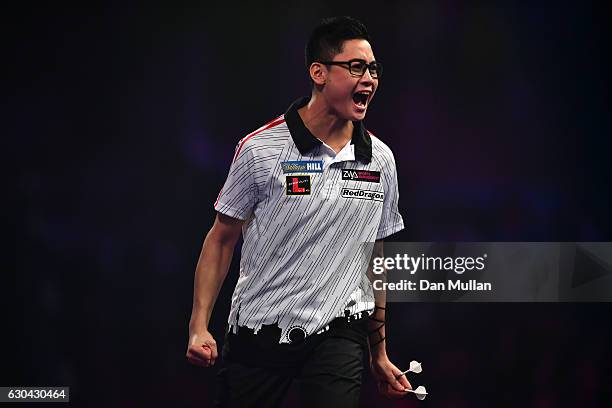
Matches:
[350,109,367,121]
[335,102,367,121]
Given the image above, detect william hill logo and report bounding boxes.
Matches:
[281,160,323,173]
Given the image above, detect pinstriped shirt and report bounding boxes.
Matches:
[214,96,404,344]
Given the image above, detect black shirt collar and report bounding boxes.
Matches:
[284,96,372,164]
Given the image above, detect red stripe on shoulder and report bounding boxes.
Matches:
[366,130,378,139]
[215,115,285,208]
[232,115,286,163]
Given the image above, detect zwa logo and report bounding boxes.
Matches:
[341,169,380,183]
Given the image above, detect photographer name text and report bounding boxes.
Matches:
[373,279,492,292]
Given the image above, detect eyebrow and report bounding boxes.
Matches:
[344,58,378,63]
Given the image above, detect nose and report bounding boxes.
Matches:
[360,67,376,85]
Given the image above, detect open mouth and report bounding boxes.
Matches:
[352,91,371,108]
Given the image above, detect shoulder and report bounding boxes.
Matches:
[366,130,399,187]
[367,129,396,162]
[233,114,288,161]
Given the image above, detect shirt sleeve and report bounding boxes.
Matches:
[213,141,257,220]
[376,151,404,239]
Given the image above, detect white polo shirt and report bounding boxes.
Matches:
[214,96,404,344]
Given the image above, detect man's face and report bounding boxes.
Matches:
[321,39,379,122]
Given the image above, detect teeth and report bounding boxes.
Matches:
[356,93,368,105]
[353,91,371,107]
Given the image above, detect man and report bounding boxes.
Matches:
[187,16,411,407]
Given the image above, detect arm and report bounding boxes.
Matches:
[186,212,244,367]
[367,239,412,398]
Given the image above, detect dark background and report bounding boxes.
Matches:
[8,1,612,406]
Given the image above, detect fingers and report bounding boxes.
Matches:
[199,343,218,360]
[186,351,209,367]
[375,365,413,399]
[393,371,412,390]
[386,368,410,393]
[377,381,409,399]
[208,343,219,360]
[186,340,218,367]
[186,347,208,367]
[202,344,218,366]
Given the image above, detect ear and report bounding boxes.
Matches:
[309,62,327,86]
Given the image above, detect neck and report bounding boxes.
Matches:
[297,93,353,151]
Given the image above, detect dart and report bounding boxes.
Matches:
[396,360,422,378]
[406,385,428,400]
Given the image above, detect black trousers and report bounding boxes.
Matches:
[215,317,368,408]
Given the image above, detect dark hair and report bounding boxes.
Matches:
[305,16,371,69]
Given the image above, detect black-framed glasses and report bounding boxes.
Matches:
[317,58,383,79]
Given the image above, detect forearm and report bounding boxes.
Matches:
[367,240,388,358]
[366,243,412,396]
[189,230,237,333]
[368,279,388,359]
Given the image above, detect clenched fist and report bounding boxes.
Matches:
[186,330,218,367]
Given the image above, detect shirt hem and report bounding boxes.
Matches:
[214,202,250,220]
[376,221,405,240]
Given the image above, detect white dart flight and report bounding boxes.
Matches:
[397,360,422,377]
[406,385,428,400]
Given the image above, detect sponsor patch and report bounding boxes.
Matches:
[342,169,380,183]
[286,175,311,195]
[341,188,384,202]
[281,160,323,173]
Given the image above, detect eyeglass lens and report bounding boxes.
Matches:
[349,61,381,78]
